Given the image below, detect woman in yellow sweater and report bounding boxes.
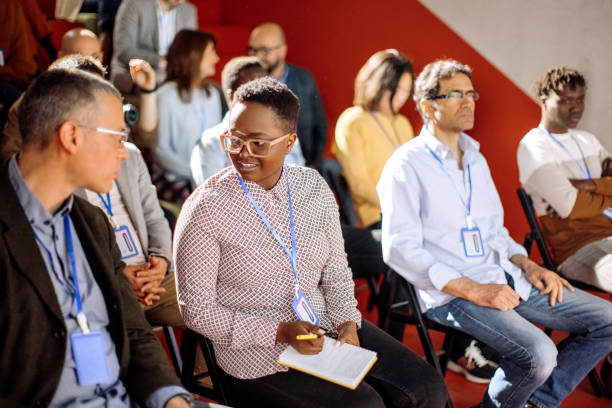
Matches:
[333,50,415,228]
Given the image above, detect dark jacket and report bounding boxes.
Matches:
[0,165,181,407]
[285,63,328,167]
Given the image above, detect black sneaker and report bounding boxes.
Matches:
[447,340,498,384]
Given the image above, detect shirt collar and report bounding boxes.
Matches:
[238,166,288,203]
[8,156,74,228]
[418,126,480,162]
[279,64,290,84]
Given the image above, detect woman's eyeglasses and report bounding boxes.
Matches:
[221,131,291,157]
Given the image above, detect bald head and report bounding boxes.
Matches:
[248,22,288,78]
[60,29,103,62]
[249,22,286,45]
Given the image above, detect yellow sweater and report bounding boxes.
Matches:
[333,106,414,227]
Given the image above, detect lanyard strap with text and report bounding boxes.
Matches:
[33,215,90,334]
[539,124,592,179]
[425,144,474,228]
[236,173,300,295]
[370,111,402,150]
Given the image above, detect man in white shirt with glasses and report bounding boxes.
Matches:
[378,59,612,408]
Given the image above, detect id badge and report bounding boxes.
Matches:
[292,290,319,325]
[71,330,111,386]
[461,227,485,257]
[114,225,138,259]
[603,207,612,220]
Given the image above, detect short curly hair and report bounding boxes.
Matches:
[533,66,586,100]
[233,77,299,133]
[413,59,472,121]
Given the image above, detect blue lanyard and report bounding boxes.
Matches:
[33,215,90,334]
[97,193,113,217]
[425,144,474,228]
[236,173,299,291]
[370,111,401,150]
[539,124,592,179]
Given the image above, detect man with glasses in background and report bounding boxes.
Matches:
[248,22,327,169]
[517,66,612,393]
[0,68,194,407]
[378,59,612,408]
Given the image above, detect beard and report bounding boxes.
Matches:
[266,58,282,75]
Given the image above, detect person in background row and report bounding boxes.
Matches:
[154,30,223,185]
[379,58,612,408]
[248,22,327,168]
[111,0,197,94]
[190,56,305,187]
[517,66,612,395]
[1,45,157,164]
[333,49,415,229]
[0,0,38,128]
[0,68,193,408]
[174,77,448,408]
[60,28,103,62]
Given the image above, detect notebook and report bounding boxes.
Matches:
[277,336,378,389]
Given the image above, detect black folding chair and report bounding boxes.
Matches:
[180,330,230,405]
[379,269,458,408]
[517,187,607,398]
[153,325,183,376]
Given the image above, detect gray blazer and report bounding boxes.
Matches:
[76,143,172,270]
[110,0,197,93]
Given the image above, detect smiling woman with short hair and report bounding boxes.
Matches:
[173,77,447,408]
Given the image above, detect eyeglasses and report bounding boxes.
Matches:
[81,125,129,147]
[221,131,291,157]
[429,90,480,101]
[247,44,283,56]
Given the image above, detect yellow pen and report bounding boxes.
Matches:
[296,333,319,340]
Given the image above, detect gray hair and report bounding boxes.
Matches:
[19,68,121,149]
[413,59,472,122]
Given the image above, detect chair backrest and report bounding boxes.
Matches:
[516,188,556,270]
[180,330,229,404]
[319,159,360,226]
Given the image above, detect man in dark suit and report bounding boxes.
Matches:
[248,22,328,168]
[0,68,192,407]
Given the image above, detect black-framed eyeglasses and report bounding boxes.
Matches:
[247,44,283,56]
[221,131,291,157]
[429,90,480,101]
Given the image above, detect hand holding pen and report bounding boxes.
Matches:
[276,321,325,355]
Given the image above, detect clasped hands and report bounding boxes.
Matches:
[464,255,573,311]
[122,256,167,306]
[276,320,359,355]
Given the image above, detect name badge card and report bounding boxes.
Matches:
[114,225,138,259]
[461,227,485,257]
[71,330,111,386]
[292,290,319,326]
[603,207,612,220]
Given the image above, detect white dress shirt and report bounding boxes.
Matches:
[377,126,531,310]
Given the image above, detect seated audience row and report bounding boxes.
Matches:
[0,8,611,407]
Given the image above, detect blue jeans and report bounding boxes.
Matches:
[426,284,612,408]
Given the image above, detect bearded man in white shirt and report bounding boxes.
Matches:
[377,59,612,408]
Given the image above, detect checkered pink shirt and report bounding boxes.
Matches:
[174,165,361,379]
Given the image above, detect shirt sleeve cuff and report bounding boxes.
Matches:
[428,263,463,292]
[145,385,190,408]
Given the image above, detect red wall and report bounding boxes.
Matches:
[220,0,541,243]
